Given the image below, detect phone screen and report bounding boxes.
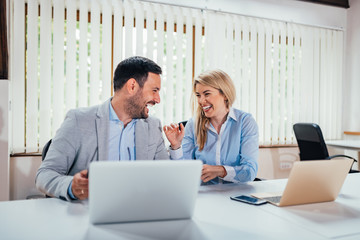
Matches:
[230,195,267,205]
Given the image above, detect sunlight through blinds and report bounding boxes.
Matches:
[10,0,345,153]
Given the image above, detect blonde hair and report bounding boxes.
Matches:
[191,69,236,151]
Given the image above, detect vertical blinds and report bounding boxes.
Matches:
[10,0,343,153]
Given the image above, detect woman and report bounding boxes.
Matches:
[164,69,259,184]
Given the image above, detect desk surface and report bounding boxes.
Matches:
[326,140,360,151]
[1,174,360,240]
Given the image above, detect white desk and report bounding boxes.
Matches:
[327,140,360,169]
[1,174,360,240]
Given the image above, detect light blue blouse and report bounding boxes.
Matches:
[182,108,259,184]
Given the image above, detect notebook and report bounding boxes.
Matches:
[89,160,202,224]
[251,158,353,207]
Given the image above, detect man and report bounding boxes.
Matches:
[36,56,182,201]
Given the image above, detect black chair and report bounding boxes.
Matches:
[293,123,358,173]
[178,120,187,130]
[27,139,52,199]
[42,139,52,160]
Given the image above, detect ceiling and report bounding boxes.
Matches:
[297,0,349,8]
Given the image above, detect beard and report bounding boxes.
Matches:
[125,90,150,119]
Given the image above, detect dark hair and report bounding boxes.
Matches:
[113,56,162,91]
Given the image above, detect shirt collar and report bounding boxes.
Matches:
[109,102,120,122]
[207,107,236,132]
[109,102,138,126]
[228,107,237,122]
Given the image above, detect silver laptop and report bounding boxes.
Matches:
[251,158,353,207]
[89,160,202,224]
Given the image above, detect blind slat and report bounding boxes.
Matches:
[335,31,343,139]
[234,17,241,110]
[90,0,101,106]
[241,17,249,113]
[319,29,326,135]
[135,1,144,56]
[26,0,39,152]
[65,0,77,112]
[327,30,334,138]
[293,26,301,126]
[286,24,294,144]
[279,23,286,144]
[146,3,154,59]
[184,9,193,120]
[53,0,65,136]
[175,9,183,122]
[11,0,25,153]
[184,9,194,120]
[39,0,52,147]
[272,23,280,145]
[124,0,133,58]
[225,15,233,76]
[101,0,112,102]
[264,22,272,145]
[113,0,123,71]
[249,18,257,119]
[79,0,89,107]
[154,4,164,121]
[257,20,265,145]
[165,5,174,124]
[194,10,202,77]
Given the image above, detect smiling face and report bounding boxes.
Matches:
[125,72,161,119]
[195,83,229,121]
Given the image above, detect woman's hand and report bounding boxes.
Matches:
[201,164,227,182]
[163,123,185,150]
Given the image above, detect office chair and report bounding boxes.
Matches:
[293,123,358,173]
[26,139,52,199]
[42,139,52,160]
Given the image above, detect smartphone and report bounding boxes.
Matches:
[230,195,267,205]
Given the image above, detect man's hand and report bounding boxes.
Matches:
[72,169,89,200]
[201,164,227,183]
[163,123,185,150]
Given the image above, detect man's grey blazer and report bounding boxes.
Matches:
[36,98,170,201]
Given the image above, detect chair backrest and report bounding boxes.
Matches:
[293,123,329,160]
[179,120,188,127]
[42,139,52,161]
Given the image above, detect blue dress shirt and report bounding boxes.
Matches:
[108,103,137,161]
[182,108,259,184]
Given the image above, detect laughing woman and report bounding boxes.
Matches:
[164,69,259,184]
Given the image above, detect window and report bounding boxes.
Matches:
[10,0,343,153]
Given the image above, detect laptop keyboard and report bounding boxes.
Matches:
[262,196,282,204]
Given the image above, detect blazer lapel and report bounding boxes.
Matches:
[96,99,111,161]
[135,119,149,160]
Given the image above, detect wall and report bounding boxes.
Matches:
[10,156,43,200]
[0,81,9,201]
[146,0,347,29]
[344,0,360,132]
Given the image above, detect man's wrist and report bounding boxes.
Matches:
[170,144,181,150]
[68,181,77,200]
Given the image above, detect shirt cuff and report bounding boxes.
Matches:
[169,146,183,160]
[68,181,77,200]
[222,165,236,182]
